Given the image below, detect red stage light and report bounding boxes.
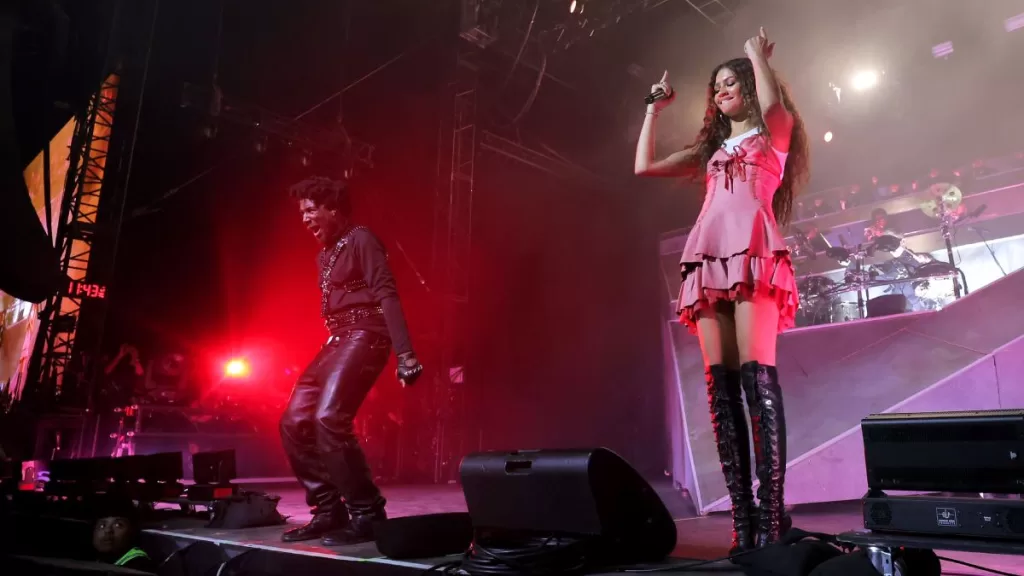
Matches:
[224,359,251,378]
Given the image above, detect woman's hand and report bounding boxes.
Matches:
[744,27,775,61]
[649,70,675,112]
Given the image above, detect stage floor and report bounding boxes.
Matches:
[144,484,1022,575]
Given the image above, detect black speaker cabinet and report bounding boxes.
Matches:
[460,448,677,563]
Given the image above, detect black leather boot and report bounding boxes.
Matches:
[706,365,756,554]
[282,506,348,542]
[741,361,787,548]
[321,500,387,546]
[320,442,388,546]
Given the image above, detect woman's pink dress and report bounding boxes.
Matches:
[677,130,798,334]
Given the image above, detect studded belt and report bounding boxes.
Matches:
[325,306,384,332]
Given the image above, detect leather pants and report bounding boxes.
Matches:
[279,330,391,514]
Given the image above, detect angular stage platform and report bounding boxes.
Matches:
[665,267,1024,516]
[140,484,1019,575]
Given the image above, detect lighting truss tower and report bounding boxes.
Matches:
[429,40,480,483]
[680,0,738,25]
[29,74,120,403]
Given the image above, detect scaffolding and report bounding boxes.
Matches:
[429,41,480,483]
[679,0,739,25]
[28,73,120,404]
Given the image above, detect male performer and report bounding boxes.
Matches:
[865,208,932,264]
[279,176,423,546]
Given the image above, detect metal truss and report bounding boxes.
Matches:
[480,130,614,191]
[180,84,374,174]
[31,73,121,401]
[462,0,739,55]
[429,41,480,483]
[678,0,739,25]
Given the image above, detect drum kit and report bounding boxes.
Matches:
[795,183,966,327]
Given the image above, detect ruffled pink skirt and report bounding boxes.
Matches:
[677,250,799,335]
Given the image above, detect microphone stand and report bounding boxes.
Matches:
[970,225,1007,277]
[394,241,431,292]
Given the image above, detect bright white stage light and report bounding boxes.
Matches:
[824,131,833,143]
[224,358,251,378]
[850,70,879,91]
[569,0,578,13]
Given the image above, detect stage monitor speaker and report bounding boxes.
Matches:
[862,409,1024,493]
[460,448,677,563]
[192,449,237,485]
[375,512,473,560]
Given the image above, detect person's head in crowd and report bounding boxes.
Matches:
[92,497,155,571]
[93,500,139,557]
[871,208,888,230]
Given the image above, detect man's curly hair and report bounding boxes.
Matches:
[288,176,352,216]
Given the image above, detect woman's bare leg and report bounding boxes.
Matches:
[734,296,779,365]
[696,305,740,369]
[696,305,754,552]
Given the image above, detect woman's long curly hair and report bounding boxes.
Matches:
[684,57,809,226]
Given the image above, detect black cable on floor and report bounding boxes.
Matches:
[421,537,775,575]
[617,546,768,573]
[936,555,1019,576]
[422,534,595,575]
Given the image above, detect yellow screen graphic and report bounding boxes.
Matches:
[0,118,76,401]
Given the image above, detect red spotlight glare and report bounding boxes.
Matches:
[224,359,251,379]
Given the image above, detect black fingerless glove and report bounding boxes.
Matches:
[396,353,423,387]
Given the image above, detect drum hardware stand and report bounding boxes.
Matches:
[970,225,1007,278]
[847,247,875,320]
[937,211,963,299]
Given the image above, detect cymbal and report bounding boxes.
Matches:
[920,183,962,218]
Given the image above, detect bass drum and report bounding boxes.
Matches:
[796,275,840,327]
[866,294,908,318]
[796,298,858,327]
[797,275,835,306]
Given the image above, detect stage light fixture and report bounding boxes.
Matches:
[851,70,879,91]
[201,122,219,139]
[569,0,585,14]
[1006,13,1024,32]
[224,359,250,379]
[932,41,953,59]
[300,150,312,167]
[828,82,841,103]
[823,131,833,143]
